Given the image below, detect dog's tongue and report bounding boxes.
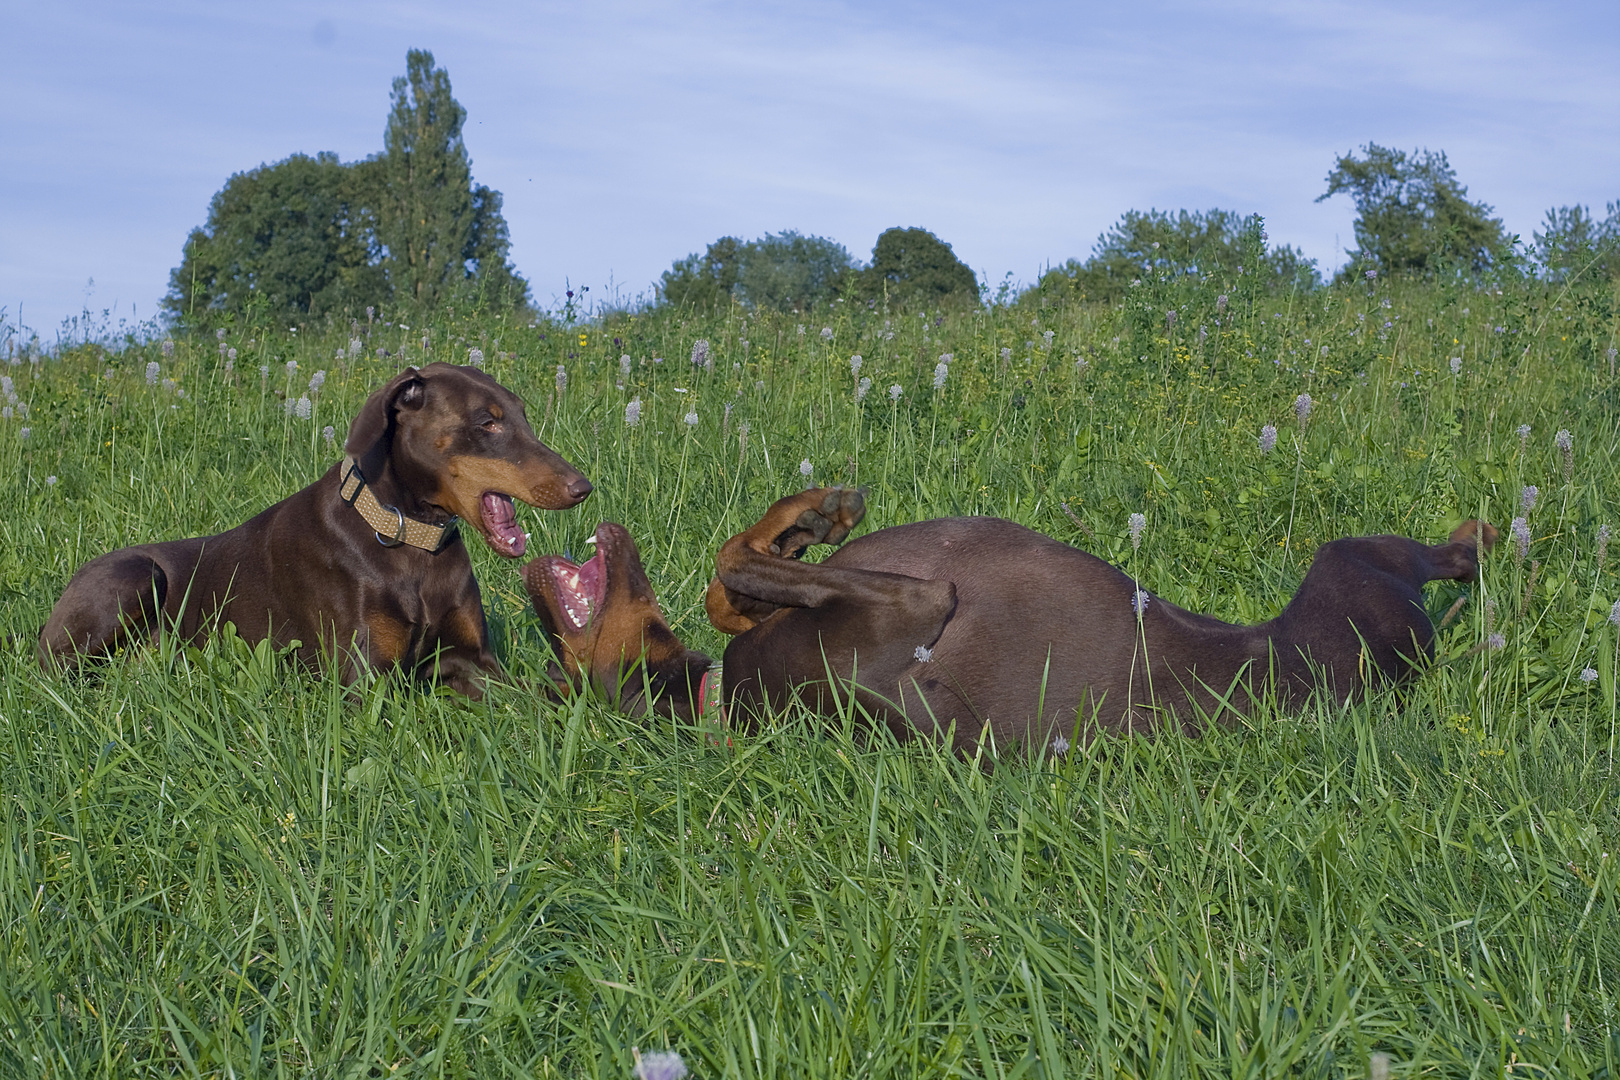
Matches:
[481,493,526,557]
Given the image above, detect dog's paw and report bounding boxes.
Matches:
[772,486,866,557]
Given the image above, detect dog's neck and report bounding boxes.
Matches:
[338,456,459,552]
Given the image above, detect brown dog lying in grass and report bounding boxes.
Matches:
[40,363,592,698]
[525,488,1496,751]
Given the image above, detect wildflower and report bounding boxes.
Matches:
[796,325,805,336]
[259,365,269,379]
[161,339,174,358]
[1294,393,1312,425]
[1450,356,1462,376]
[1511,517,1530,561]
[1128,512,1146,550]
[624,398,642,426]
[145,361,160,386]
[421,335,430,351]
[1051,734,1070,756]
[1597,524,1610,568]
[1517,424,1531,448]
[46,475,57,486]
[850,355,862,375]
[468,348,484,367]
[799,458,813,477]
[286,360,298,376]
[914,645,933,662]
[1609,598,1620,627]
[634,1049,688,1080]
[690,339,712,371]
[323,425,335,448]
[1043,329,1055,348]
[857,376,872,401]
[309,370,326,394]
[162,378,176,393]
[1000,347,1012,363]
[555,364,568,394]
[1521,485,1538,513]
[349,338,362,359]
[1320,345,1329,357]
[889,384,903,401]
[295,396,312,420]
[220,342,229,358]
[1259,424,1278,455]
[820,327,833,342]
[0,376,11,400]
[1555,428,1574,478]
[1487,632,1505,651]
[620,354,632,379]
[1580,667,1599,684]
[1365,269,1377,280]
[1216,294,1228,314]
[1131,588,1150,616]
[933,360,949,390]
[18,427,28,440]
[683,410,698,427]
[1075,357,1089,373]
[1,407,11,420]
[1164,310,1176,331]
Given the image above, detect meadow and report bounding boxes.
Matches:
[1,270,1618,1078]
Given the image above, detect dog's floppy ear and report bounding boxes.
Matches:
[345,367,425,475]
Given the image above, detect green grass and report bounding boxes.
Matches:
[1,273,1618,1077]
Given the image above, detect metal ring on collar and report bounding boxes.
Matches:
[375,504,407,547]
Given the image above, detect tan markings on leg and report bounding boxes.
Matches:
[705,576,760,635]
[366,613,411,665]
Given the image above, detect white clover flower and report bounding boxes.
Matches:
[857,376,872,401]
[1128,512,1146,550]
[914,645,933,662]
[624,398,642,426]
[1294,393,1312,425]
[468,348,484,367]
[820,327,833,342]
[295,396,312,420]
[799,458,813,477]
[889,384,903,401]
[1580,667,1599,684]
[1259,424,1278,455]
[145,361,160,386]
[634,1049,688,1080]
[683,410,698,426]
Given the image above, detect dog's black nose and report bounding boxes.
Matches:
[567,476,594,501]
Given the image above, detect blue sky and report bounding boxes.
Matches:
[3,0,1617,337]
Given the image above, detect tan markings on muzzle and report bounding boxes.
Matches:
[445,454,578,513]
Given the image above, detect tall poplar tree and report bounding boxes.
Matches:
[376,50,527,310]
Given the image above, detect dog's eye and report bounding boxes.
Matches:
[481,419,503,433]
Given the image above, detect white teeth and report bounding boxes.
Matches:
[584,534,598,546]
[507,536,518,546]
[525,532,531,541]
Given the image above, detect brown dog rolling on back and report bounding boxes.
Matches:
[523,488,1495,752]
[39,363,592,697]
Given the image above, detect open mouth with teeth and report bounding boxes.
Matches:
[480,492,531,557]
[528,527,608,630]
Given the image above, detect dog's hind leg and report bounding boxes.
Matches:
[38,550,170,667]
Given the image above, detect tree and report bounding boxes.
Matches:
[1316,143,1506,280]
[861,227,978,308]
[1532,202,1620,282]
[163,152,386,323]
[1033,209,1317,303]
[659,232,854,312]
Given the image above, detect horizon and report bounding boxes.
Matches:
[3,0,1617,339]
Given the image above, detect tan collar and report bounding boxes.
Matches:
[339,456,459,552]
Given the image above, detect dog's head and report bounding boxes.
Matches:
[522,522,710,718]
[345,363,592,558]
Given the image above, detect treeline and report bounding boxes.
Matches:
[164,51,526,326]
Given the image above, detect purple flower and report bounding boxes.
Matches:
[690,339,712,371]
[1555,429,1573,453]
[624,398,642,426]
[1164,310,1177,331]
[1521,485,1538,513]
[1580,667,1599,684]
[857,376,872,400]
[1128,512,1146,550]
[1450,356,1462,376]
[933,360,949,390]
[1051,734,1071,756]
[1511,517,1530,561]
[634,1050,688,1080]
[145,361,160,386]
[1294,394,1312,425]
[161,339,174,358]
[1610,599,1620,628]
[850,355,862,375]
[914,645,933,662]
[1517,424,1532,447]
[468,348,484,367]
[323,425,335,448]
[309,370,326,394]
[555,364,568,394]
[1216,294,1228,314]
[1487,632,1505,651]
[1131,588,1150,615]
[1259,424,1278,455]
[1365,269,1377,280]
[294,396,312,420]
